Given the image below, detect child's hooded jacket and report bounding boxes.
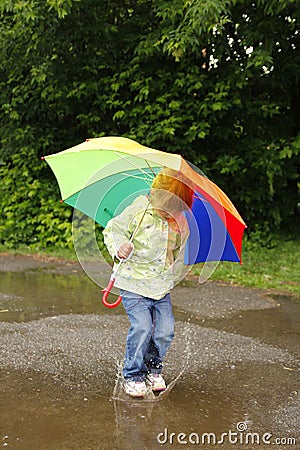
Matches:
[103,195,190,299]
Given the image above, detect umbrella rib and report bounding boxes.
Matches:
[114,151,161,183]
[119,172,155,186]
[146,161,157,177]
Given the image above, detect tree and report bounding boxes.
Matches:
[133,0,300,234]
[0,0,299,248]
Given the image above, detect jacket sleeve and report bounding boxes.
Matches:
[102,197,145,258]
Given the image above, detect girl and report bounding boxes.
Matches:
[103,168,194,398]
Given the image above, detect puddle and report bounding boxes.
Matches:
[0,368,238,450]
[1,363,298,450]
[196,296,300,358]
[0,271,119,322]
[0,268,299,449]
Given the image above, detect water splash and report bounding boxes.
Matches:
[112,321,191,403]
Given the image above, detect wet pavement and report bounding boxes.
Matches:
[0,254,299,449]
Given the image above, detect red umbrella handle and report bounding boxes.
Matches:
[101,277,122,308]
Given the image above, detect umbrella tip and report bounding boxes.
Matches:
[60,199,64,204]
[41,156,45,160]
[86,138,90,142]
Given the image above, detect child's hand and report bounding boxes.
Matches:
[117,242,134,259]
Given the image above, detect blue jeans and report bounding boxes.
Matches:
[121,290,175,381]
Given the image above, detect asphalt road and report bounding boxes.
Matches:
[0,254,299,449]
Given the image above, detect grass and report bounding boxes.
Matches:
[0,244,78,261]
[193,238,300,297]
[1,238,299,297]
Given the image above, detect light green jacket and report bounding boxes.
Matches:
[103,195,190,299]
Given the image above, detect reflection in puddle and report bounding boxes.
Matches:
[0,271,120,322]
[113,398,174,449]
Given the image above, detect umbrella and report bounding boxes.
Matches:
[43,136,246,306]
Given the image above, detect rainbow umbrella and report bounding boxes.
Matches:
[43,137,246,303]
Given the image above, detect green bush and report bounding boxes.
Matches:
[0,0,299,247]
[0,147,73,249]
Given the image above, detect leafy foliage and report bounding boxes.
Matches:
[0,147,73,248]
[0,0,299,249]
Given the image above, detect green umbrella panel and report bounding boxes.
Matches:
[65,166,160,227]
